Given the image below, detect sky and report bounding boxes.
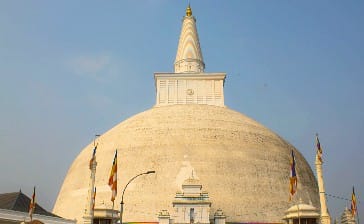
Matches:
[0,0,363,222]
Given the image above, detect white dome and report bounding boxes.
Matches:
[53,104,319,223]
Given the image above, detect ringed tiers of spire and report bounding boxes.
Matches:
[174,5,205,73]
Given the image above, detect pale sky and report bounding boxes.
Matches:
[0,0,363,222]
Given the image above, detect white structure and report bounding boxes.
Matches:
[340,207,356,224]
[172,177,211,224]
[315,154,331,224]
[282,199,320,224]
[92,204,119,224]
[158,177,225,224]
[155,5,226,107]
[213,209,226,224]
[83,150,97,224]
[154,73,225,107]
[158,210,171,224]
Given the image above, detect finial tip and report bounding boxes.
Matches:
[186,4,192,16]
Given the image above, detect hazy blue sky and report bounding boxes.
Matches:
[0,0,363,222]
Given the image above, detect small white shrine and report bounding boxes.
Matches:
[340,207,356,224]
[158,176,226,224]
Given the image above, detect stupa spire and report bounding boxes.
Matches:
[154,4,226,107]
[174,4,205,73]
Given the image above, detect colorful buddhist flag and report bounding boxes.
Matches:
[351,186,357,217]
[89,144,97,169]
[92,187,96,211]
[289,150,297,201]
[108,150,117,202]
[29,186,36,221]
[316,134,323,163]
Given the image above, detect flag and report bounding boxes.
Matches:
[289,150,297,201]
[351,186,357,217]
[108,150,117,202]
[29,186,36,221]
[316,134,323,163]
[92,187,96,211]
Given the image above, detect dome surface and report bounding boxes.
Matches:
[53,104,319,223]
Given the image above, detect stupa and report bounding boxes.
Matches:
[53,5,320,224]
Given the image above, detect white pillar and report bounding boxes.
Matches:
[315,155,331,224]
[84,158,97,224]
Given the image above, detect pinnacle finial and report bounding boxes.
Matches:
[298,197,303,204]
[186,4,192,16]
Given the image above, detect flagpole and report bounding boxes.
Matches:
[94,135,100,147]
[356,209,360,224]
[29,186,36,222]
[298,201,301,224]
[357,188,360,224]
[108,149,117,224]
[32,186,35,222]
[357,206,360,224]
[111,201,114,224]
[84,135,100,224]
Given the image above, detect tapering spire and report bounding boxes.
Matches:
[154,4,226,107]
[174,4,205,73]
